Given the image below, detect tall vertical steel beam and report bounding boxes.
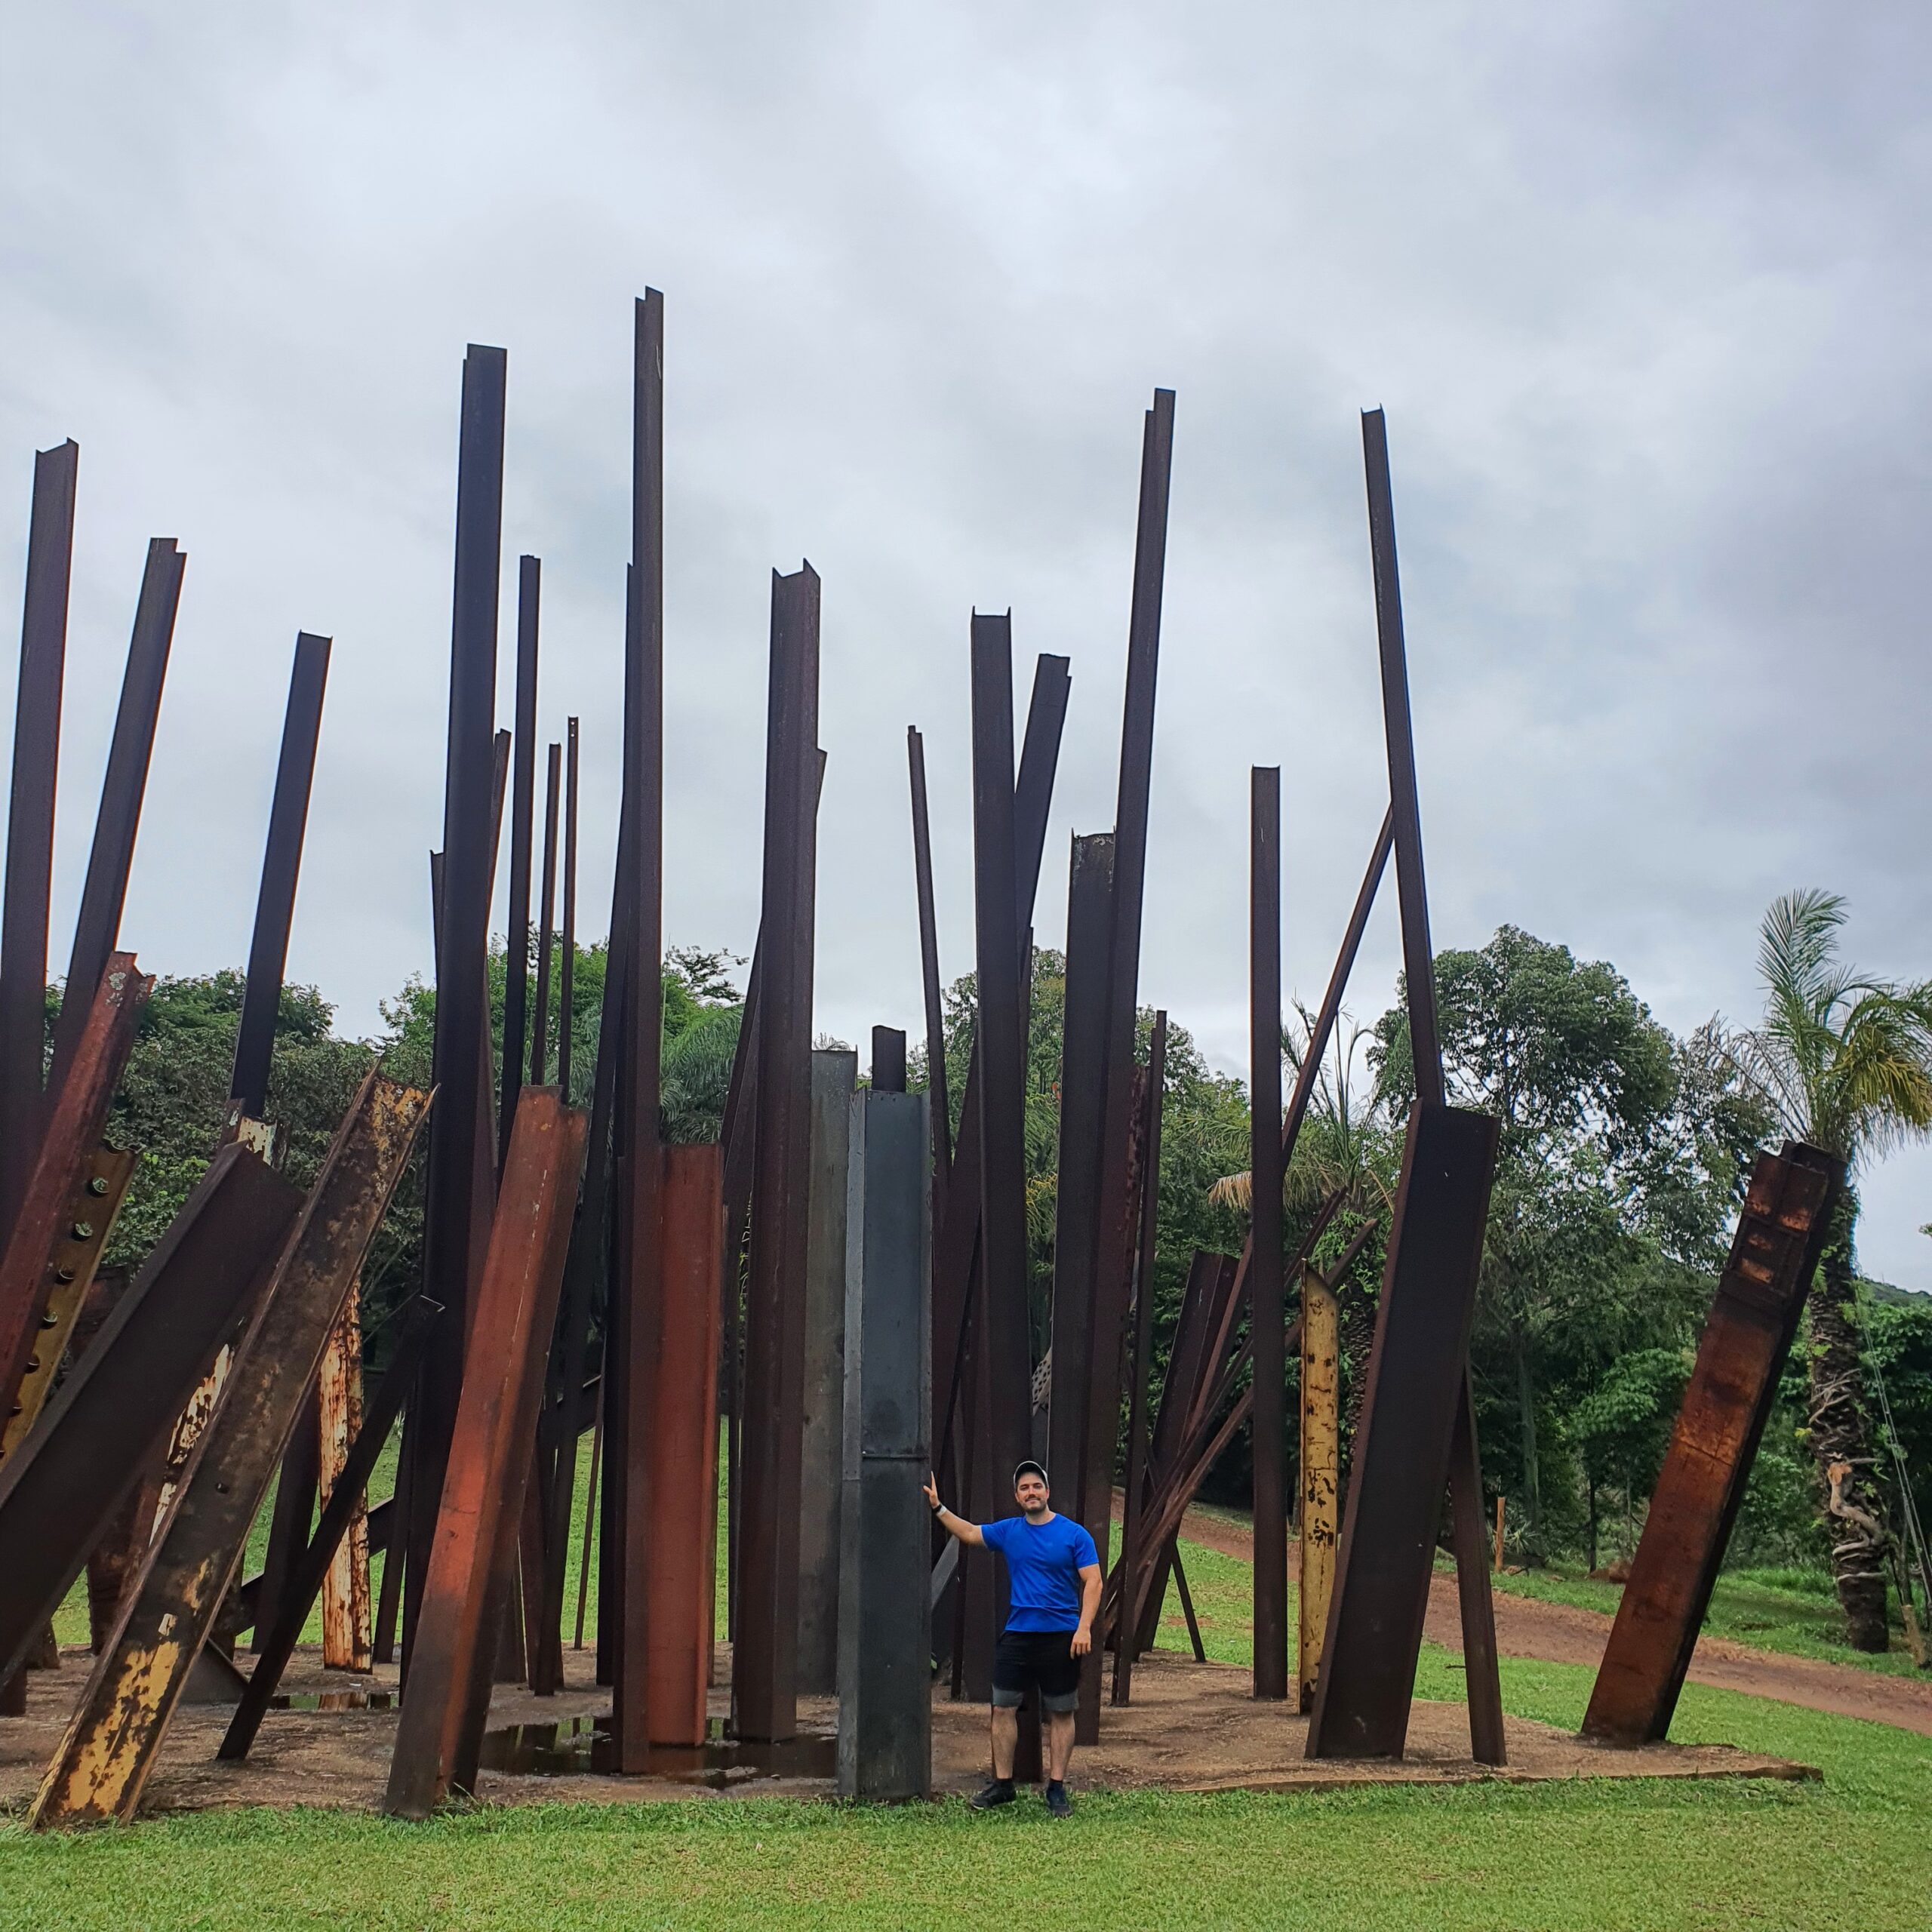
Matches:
[229,632,331,1117]
[529,742,561,1084]
[1250,768,1288,1700]
[871,1026,907,1094]
[49,537,182,1097]
[610,291,668,1767]
[0,440,77,1227]
[404,343,506,1670]
[906,728,950,1220]
[499,558,541,1164]
[558,718,579,1097]
[734,563,821,1744]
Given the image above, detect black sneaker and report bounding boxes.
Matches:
[970,1778,1016,1810]
[1044,1780,1072,1819]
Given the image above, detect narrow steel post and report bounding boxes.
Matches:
[0,440,77,1227]
[1297,1263,1340,1712]
[499,557,541,1164]
[49,537,183,1097]
[529,742,561,1084]
[405,343,506,1670]
[870,1026,906,1094]
[906,727,950,1215]
[558,718,579,1097]
[1250,768,1288,1700]
[230,633,331,1118]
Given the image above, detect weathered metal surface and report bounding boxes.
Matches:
[1447,1377,1506,1764]
[405,343,507,1670]
[318,1280,372,1670]
[1306,1102,1500,1761]
[1297,1267,1340,1712]
[644,1143,723,1746]
[0,439,77,1231]
[1111,1011,1166,1707]
[252,1382,318,1654]
[837,1090,932,1801]
[220,1296,441,1761]
[229,633,331,1117]
[870,1026,906,1094]
[734,561,821,1745]
[0,1144,134,1458]
[964,613,1034,1649]
[500,556,542,1165]
[32,1074,431,1827]
[1250,766,1289,1702]
[383,1091,585,1818]
[798,1050,857,1697]
[0,955,149,1412]
[906,726,950,1226]
[0,1146,300,1684]
[529,740,561,1084]
[1583,1141,1840,1746]
[48,539,181,1098]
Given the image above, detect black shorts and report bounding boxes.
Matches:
[992,1629,1080,1714]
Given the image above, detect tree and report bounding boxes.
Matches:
[1732,889,1932,1649]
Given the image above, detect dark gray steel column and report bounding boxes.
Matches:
[499,556,541,1164]
[797,1046,857,1695]
[870,1026,906,1094]
[837,1088,931,1801]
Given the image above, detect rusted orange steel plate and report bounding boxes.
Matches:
[383,1088,586,1819]
[1583,1140,1839,1746]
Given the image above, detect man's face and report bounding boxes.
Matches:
[1015,1472,1050,1518]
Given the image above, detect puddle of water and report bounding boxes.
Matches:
[269,1689,395,1712]
[477,1715,837,1786]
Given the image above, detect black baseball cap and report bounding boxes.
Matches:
[1013,1460,1049,1487]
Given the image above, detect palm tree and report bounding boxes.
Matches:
[1732,889,1932,1650]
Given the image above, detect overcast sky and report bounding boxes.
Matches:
[3,5,1929,1286]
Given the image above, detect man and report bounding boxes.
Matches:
[925,1459,1102,1818]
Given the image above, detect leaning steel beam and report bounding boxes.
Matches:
[404,343,506,1669]
[906,726,950,1221]
[1583,1141,1840,1746]
[32,1074,431,1828]
[0,1146,300,1686]
[48,539,182,1099]
[611,290,669,1766]
[734,562,821,1743]
[1306,1101,1500,1761]
[229,632,331,1117]
[219,1295,442,1760]
[0,955,149,1411]
[1250,767,1288,1701]
[644,1143,724,1745]
[0,439,77,1229]
[383,1091,585,1818]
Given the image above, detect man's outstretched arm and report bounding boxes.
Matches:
[922,1472,986,1548]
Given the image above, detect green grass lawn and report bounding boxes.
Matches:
[21,1457,1929,1928]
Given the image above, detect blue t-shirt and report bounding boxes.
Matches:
[980,1512,1100,1632]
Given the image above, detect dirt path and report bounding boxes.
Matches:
[1158,1500,1932,1739]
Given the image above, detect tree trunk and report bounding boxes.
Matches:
[1515,1340,1542,1544]
[1807,1189,1892,1654]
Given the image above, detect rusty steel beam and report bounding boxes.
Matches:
[1583,1141,1840,1746]
[906,725,950,1223]
[383,1090,585,1819]
[318,1281,372,1669]
[734,561,821,1744]
[403,343,506,1671]
[0,439,77,1230]
[645,1143,723,1746]
[529,741,561,1085]
[48,539,182,1099]
[32,1075,430,1828]
[0,1146,301,1686]
[500,556,541,1168]
[0,955,149,1411]
[0,1144,134,1460]
[219,1295,441,1761]
[1110,1011,1165,1707]
[1251,766,1288,1701]
[229,633,331,1117]
[1306,1101,1500,1761]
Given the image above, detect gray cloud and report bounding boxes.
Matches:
[3,2,1930,1283]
